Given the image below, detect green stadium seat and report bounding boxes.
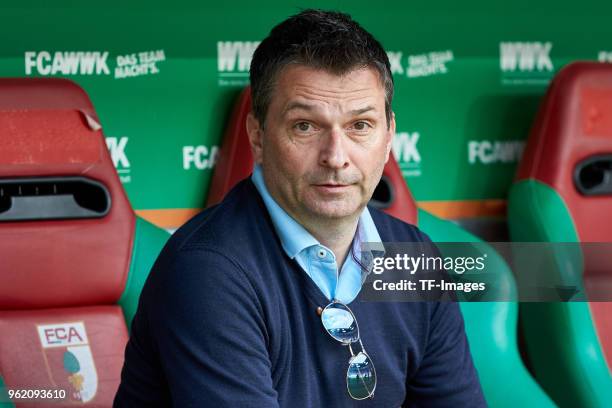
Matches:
[508,62,612,407]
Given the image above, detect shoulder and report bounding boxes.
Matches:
[162,177,271,258]
[138,243,268,345]
[141,178,273,307]
[152,245,261,308]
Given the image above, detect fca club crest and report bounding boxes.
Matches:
[37,322,98,402]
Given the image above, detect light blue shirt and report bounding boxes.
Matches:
[251,165,383,304]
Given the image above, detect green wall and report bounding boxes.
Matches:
[1,0,608,226]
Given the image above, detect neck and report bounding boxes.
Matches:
[300,213,360,267]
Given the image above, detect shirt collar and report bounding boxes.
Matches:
[251,164,382,260]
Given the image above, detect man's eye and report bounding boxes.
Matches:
[294,122,315,133]
[351,121,372,132]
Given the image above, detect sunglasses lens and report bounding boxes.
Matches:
[321,303,359,344]
[347,352,376,400]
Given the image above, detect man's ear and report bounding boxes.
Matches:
[246,112,264,164]
[384,111,396,163]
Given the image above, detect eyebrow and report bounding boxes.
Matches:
[282,102,377,116]
[349,106,377,116]
[282,102,316,115]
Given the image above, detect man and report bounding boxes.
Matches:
[114,9,486,407]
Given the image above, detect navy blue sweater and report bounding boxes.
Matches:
[114,178,486,407]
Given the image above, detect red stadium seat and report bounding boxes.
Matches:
[509,62,612,406]
[0,78,169,407]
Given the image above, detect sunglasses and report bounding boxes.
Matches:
[320,301,377,400]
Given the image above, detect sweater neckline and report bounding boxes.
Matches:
[245,177,361,310]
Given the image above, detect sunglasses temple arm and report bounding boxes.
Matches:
[348,338,368,357]
[348,343,355,357]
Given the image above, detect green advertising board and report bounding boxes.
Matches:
[0,0,608,228]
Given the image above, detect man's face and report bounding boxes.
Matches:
[247,65,395,225]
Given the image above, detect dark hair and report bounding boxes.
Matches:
[250,9,394,129]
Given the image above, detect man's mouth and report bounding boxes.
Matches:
[312,183,352,193]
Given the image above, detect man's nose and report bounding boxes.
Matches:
[318,127,349,169]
